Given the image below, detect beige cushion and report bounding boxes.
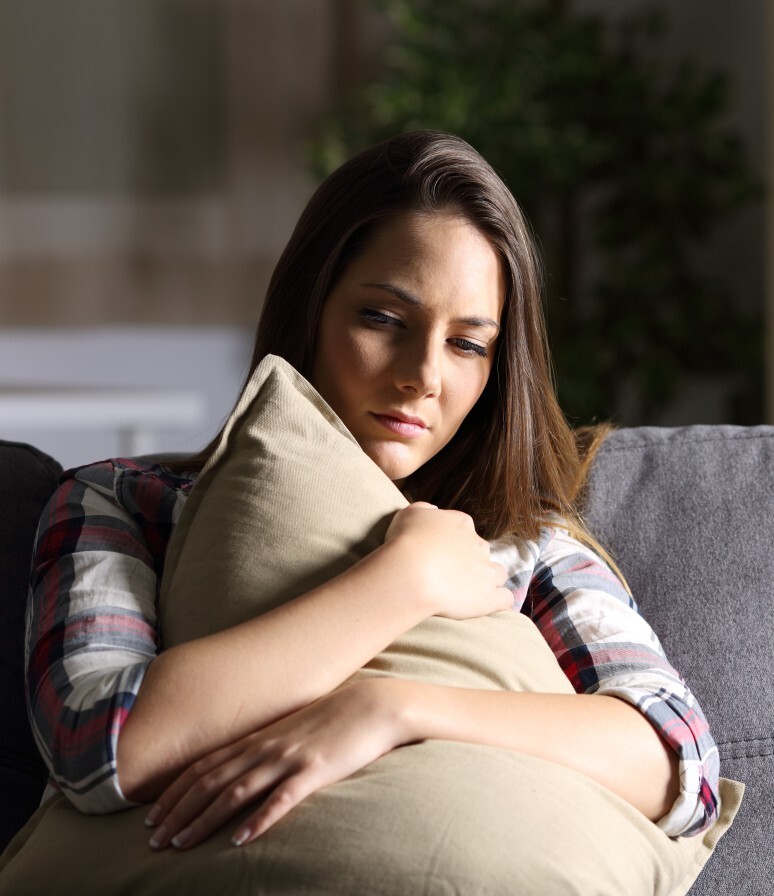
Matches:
[0,355,743,895]
[0,765,744,896]
[159,355,409,647]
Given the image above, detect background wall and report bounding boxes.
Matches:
[0,0,769,467]
[0,0,343,327]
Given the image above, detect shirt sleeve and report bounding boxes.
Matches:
[523,526,720,838]
[26,459,189,814]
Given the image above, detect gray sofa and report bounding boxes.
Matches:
[1,427,771,893]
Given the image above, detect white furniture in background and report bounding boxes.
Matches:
[0,327,252,469]
[0,386,207,457]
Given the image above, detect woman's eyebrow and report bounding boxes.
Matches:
[361,281,501,332]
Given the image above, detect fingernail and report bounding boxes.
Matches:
[232,827,251,847]
[144,804,162,827]
[149,825,168,850]
[171,826,193,849]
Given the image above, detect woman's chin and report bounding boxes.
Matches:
[362,441,424,486]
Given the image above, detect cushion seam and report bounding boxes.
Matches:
[717,734,774,760]
[720,748,773,759]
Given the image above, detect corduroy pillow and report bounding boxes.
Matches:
[0,357,742,896]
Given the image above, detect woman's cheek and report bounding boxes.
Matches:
[345,328,391,380]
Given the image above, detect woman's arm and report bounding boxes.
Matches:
[143,677,677,851]
[118,504,511,803]
[146,526,714,849]
[29,464,510,811]
[397,683,680,819]
[522,526,720,837]
[27,462,166,814]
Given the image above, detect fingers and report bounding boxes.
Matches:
[496,585,516,611]
[146,744,262,850]
[399,503,475,527]
[432,506,476,530]
[147,738,304,851]
[490,559,508,586]
[232,773,317,846]
[491,554,515,609]
[147,747,339,851]
[147,740,238,827]
[158,763,285,851]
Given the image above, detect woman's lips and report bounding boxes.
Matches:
[371,413,427,438]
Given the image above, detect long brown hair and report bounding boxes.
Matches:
[171,131,604,543]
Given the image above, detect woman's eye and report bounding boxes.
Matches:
[358,308,402,327]
[451,338,489,358]
[357,309,487,358]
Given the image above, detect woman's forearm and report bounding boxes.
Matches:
[145,677,682,850]
[117,503,511,804]
[390,680,680,823]
[118,540,431,803]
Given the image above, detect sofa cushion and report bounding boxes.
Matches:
[582,425,774,896]
[0,441,62,853]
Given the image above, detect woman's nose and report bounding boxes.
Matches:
[396,338,442,397]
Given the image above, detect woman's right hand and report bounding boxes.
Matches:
[384,502,512,620]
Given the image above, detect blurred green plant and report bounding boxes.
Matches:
[309,0,762,424]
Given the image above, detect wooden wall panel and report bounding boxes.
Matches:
[0,0,373,326]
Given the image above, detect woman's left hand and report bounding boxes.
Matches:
[144,678,410,850]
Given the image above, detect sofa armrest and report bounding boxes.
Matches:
[583,425,774,896]
[0,440,63,853]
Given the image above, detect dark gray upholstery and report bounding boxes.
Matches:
[0,441,61,853]
[1,429,770,892]
[583,425,773,896]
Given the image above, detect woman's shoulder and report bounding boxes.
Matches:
[487,528,555,611]
[41,458,198,571]
[489,519,626,602]
[64,456,197,495]
[55,457,197,533]
[488,517,575,566]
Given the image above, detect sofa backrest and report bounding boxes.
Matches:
[583,425,774,896]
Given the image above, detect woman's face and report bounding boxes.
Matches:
[311,211,505,485]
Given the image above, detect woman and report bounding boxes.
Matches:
[27,132,719,858]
